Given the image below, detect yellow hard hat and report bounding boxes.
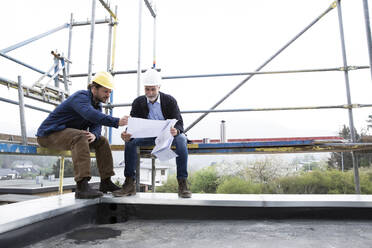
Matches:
[92,71,114,89]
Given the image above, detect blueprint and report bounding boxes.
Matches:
[126,117,178,161]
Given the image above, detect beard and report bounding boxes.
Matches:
[146,94,159,102]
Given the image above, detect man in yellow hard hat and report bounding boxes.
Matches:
[36,71,129,199]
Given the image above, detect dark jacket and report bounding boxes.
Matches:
[36,90,119,139]
[130,92,184,133]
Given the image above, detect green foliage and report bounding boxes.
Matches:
[217,177,261,194]
[52,158,99,178]
[190,166,219,193]
[156,176,178,193]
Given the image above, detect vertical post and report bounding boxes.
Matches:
[137,0,143,97]
[152,157,156,192]
[67,13,73,79]
[53,56,59,88]
[61,59,68,92]
[341,152,344,172]
[136,147,141,192]
[87,0,96,85]
[152,4,157,68]
[17,76,27,145]
[59,156,65,195]
[362,0,372,79]
[106,11,114,142]
[336,0,360,194]
[108,6,118,144]
[220,120,226,143]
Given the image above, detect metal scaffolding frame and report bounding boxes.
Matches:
[0,0,371,194]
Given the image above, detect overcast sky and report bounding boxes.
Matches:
[1,0,371,145]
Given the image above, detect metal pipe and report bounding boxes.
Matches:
[54,57,59,88]
[153,2,157,68]
[362,0,372,79]
[71,18,110,27]
[103,103,132,108]
[17,76,27,146]
[67,13,73,78]
[69,69,148,78]
[220,120,226,143]
[107,11,114,144]
[136,147,141,192]
[0,96,51,113]
[137,0,143,97]
[102,103,372,112]
[59,156,65,194]
[336,0,360,194]
[87,0,97,85]
[151,158,156,192]
[1,24,69,54]
[109,6,119,144]
[184,2,337,133]
[162,66,370,79]
[0,52,53,77]
[98,0,117,19]
[144,0,157,18]
[69,66,369,78]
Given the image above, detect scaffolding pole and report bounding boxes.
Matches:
[17,76,27,146]
[362,0,372,79]
[137,0,143,97]
[87,0,97,85]
[184,1,337,133]
[0,24,69,54]
[336,0,360,194]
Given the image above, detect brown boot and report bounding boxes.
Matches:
[75,177,103,199]
[112,177,136,197]
[178,178,192,198]
[99,177,121,193]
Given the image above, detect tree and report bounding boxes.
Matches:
[327,125,366,170]
[190,166,219,193]
[217,177,261,194]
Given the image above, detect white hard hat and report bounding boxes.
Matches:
[142,68,162,86]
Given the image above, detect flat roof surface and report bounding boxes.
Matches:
[28,220,372,248]
[2,192,372,234]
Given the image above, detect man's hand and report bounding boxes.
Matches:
[121,131,132,142]
[119,115,129,126]
[84,131,96,143]
[170,127,179,137]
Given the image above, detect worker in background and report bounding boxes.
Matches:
[113,68,192,198]
[36,71,129,199]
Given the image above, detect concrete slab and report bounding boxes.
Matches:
[102,192,372,208]
[0,193,99,233]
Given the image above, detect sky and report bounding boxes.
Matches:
[1,0,372,146]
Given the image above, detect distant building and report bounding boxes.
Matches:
[11,161,39,177]
[0,169,19,180]
[117,159,170,188]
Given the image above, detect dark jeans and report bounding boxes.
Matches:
[37,128,115,182]
[124,133,188,179]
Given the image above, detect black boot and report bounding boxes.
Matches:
[99,177,121,193]
[112,177,136,197]
[75,177,103,199]
[178,178,192,198]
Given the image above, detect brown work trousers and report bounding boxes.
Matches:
[37,128,115,182]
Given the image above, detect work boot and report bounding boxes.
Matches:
[178,178,192,198]
[112,177,136,197]
[75,177,104,199]
[99,177,121,193]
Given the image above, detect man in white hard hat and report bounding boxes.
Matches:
[36,71,129,199]
[114,68,192,198]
